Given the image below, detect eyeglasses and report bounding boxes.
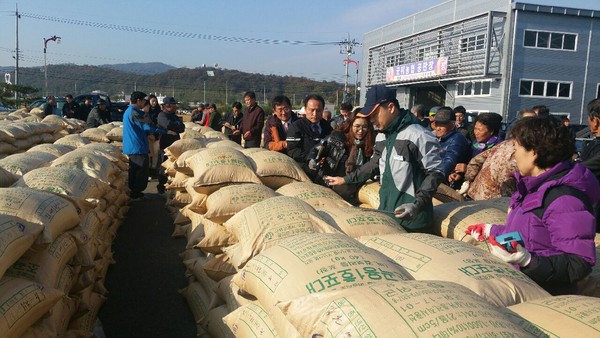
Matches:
[274,106,291,113]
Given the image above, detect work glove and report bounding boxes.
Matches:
[465,223,492,241]
[394,203,418,220]
[458,181,470,196]
[308,159,320,171]
[488,235,531,267]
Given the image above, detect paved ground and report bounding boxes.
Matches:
[98,179,197,338]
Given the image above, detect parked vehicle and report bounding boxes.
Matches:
[111,101,130,121]
[27,97,67,113]
[73,93,126,121]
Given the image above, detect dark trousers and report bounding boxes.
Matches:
[157,151,168,193]
[244,138,260,148]
[228,134,242,145]
[128,154,149,198]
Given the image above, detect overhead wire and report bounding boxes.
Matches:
[6,11,357,93]
[20,12,343,46]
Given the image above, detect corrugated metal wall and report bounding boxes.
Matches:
[362,0,511,103]
[509,11,600,124]
[362,1,600,126]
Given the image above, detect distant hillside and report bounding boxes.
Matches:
[99,62,175,75]
[5,63,353,108]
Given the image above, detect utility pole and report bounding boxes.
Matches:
[14,5,21,103]
[339,33,360,103]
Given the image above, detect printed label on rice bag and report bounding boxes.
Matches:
[241,234,410,296]
[313,282,530,337]
[236,201,316,242]
[0,280,48,327]
[0,220,26,255]
[508,295,600,333]
[0,189,70,222]
[363,234,537,284]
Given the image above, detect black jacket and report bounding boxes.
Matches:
[208,111,222,131]
[286,118,333,174]
[62,101,78,118]
[221,111,243,136]
[77,103,93,121]
[157,111,185,149]
[43,103,56,117]
[307,131,369,205]
[86,107,112,128]
[580,137,600,232]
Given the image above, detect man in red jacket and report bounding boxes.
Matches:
[240,91,265,148]
[263,95,298,154]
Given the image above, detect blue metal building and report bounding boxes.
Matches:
[361,0,600,124]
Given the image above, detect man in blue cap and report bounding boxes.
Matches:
[325,85,444,231]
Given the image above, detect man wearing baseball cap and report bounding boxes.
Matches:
[86,98,112,128]
[156,96,185,194]
[325,85,444,231]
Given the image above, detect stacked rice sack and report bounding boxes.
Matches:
[78,122,126,151]
[0,108,44,122]
[0,121,63,159]
[0,112,88,161]
[158,133,600,337]
[0,141,130,337]
[41,115,86,140]
[157,130,332,336]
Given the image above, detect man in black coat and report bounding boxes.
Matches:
[43,96,57,117]
[580,98,600,232]
[156,96,185,194]
[77,97,93,121]
[62,94,78,118]
[286,94,333,178]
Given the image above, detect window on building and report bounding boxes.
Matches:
[597,83,600,99]
[523,30,577,51]
[457,80,492,96]
[519,79,572,98]
[460,34,486,53]
[417,45,438,61]
[385,55,397,68]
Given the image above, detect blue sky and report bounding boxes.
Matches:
[0,0,598,83]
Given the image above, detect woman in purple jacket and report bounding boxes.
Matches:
[467,116,600,295]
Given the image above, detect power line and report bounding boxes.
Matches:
[20,12,343,46]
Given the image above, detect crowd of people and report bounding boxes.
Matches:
[260,87,600,296]
[46,86,599,296]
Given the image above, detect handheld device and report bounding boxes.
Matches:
[495,231,525,253]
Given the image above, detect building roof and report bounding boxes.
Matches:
[513,2,598,18]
